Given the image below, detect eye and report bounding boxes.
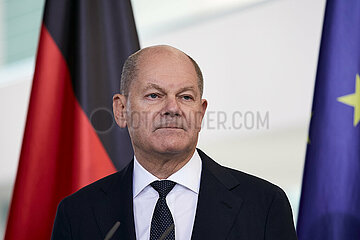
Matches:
[147,93,159,99]
[182,95,193,101]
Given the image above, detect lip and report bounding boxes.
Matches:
[155,126,184,131]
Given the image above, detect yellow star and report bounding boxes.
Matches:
[337,74,360,127]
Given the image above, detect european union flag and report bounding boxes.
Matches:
[297,0,360,239]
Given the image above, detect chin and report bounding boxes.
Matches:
[154,139,191,155]
[149,131,198,155]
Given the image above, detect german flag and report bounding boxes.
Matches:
[5,0,139,239]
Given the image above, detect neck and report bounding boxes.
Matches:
[134,148,196,179]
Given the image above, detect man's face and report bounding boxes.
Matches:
[120,50,207,156]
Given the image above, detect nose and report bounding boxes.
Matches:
[162,96,181,117]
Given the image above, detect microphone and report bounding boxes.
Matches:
[104,221,121,240]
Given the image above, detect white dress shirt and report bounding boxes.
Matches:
[133,150,202,240]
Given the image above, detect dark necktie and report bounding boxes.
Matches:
[150,180,176,240]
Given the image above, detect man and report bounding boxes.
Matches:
[52,45,297,240]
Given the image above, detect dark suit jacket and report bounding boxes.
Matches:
[52,149,297,239]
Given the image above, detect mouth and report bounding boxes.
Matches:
[154,119,187,131]
[154,124,185,131]
[156,126,183,130]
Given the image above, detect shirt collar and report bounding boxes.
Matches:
[133,150,202,198]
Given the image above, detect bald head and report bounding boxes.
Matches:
[120,45,203,97]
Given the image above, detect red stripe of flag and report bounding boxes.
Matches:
[5,24,116,240]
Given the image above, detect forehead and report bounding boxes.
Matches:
[135,49,198,90]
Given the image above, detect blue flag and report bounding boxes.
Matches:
[297,0,360,239]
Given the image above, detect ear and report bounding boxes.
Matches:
[196,99,208,131]
[113,94,127,128]
[201,99,208,117]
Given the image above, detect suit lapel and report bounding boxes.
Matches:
[191,149,243,240]
[90,150,242,240]
[92,161,136,240]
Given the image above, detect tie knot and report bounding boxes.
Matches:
[151,180,176,198]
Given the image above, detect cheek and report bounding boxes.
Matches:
[127,111,141,129]
[185,109,204,130]
[128,111,158,131]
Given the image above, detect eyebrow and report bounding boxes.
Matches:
[143,84,197,96]
[178,86,196,93]
[143,83,165,92]
[177,86,198,98]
